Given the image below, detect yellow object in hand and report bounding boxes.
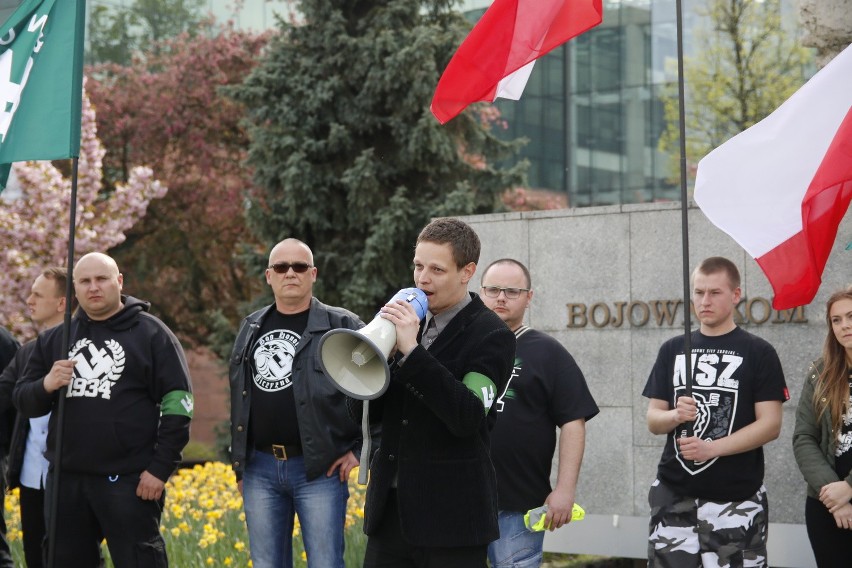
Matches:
[523,503,585,531]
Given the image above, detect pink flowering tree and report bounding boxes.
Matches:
[0,87,166,341]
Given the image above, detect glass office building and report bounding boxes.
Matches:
[461,0,809,207]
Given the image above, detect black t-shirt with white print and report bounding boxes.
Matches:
[834,372,852,479]
[249,309,309,449]
[642,327,788,501]
[491,327,599,512]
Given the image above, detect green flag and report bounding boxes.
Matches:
[0,0,85,189]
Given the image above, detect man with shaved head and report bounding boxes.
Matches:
[229,238,364,567]
[14,253,194,567]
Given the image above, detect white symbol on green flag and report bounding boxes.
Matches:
[0,0,85,190]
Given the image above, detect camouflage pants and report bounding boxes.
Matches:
[648,479,768,568]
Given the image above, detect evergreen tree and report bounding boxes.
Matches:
[231,0,525,318]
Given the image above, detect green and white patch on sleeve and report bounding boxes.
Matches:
[161,390,194,418]
[462,372,496,414]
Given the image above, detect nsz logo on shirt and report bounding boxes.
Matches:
[671,352,743,474]
[66,338,126,400]
[252,329,300,392]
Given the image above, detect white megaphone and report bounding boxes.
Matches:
[319,288,429,400]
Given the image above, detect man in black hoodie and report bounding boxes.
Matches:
[14,253,194,568]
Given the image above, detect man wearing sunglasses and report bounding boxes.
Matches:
[479,259,599,568]
[229,238,364,568]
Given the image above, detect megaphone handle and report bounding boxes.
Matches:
[358,401,370,486]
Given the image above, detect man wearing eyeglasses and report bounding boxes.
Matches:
[362,218,516,568]
[478,258,599,568]
[229,238,364,568]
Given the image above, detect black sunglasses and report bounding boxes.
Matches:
[268,262,313,274]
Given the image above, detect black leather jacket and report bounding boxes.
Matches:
[229,298,364,481]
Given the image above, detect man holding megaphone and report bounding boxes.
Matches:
[229,238,365,568]
[361,218,516,568]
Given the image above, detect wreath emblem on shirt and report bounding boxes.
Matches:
[66,338,126,399]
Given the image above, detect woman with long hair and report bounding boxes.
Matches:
[794,285,852,566]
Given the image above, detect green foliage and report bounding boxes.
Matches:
[230,0,525,318]
[206,308,241,361]
[88,5,137,65]
[88,0,204,65]
[132,0,205,44]
[181,440,221,462]
[659,0,813,186]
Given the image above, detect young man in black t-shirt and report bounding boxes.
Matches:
[479,258,599,568]
[643,257,789,567]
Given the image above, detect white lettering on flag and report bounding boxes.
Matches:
[0,53,33,141]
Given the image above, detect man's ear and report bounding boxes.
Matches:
[460,262,476,285]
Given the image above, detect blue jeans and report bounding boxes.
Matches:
[487,510,544,568]
[243,451,349,568]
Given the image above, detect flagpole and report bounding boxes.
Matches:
[675,0,694,442]
[46,156,79,568]
[0,1,86,563]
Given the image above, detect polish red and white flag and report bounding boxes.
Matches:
[694,43,852,309]
[430,0,603,124]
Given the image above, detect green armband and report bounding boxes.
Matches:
[161,390,194,418]
[462,372,496,414]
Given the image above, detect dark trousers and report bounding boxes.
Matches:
[805,496,852,567]
[20,485,45,568]
[44,470,167,568]
[363,490,488,568]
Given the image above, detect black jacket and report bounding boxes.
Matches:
[13,296,192,482]
[0,328,20,462]
[229,297,364,481]
[364,294,516,547]
[0,340,36,488]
